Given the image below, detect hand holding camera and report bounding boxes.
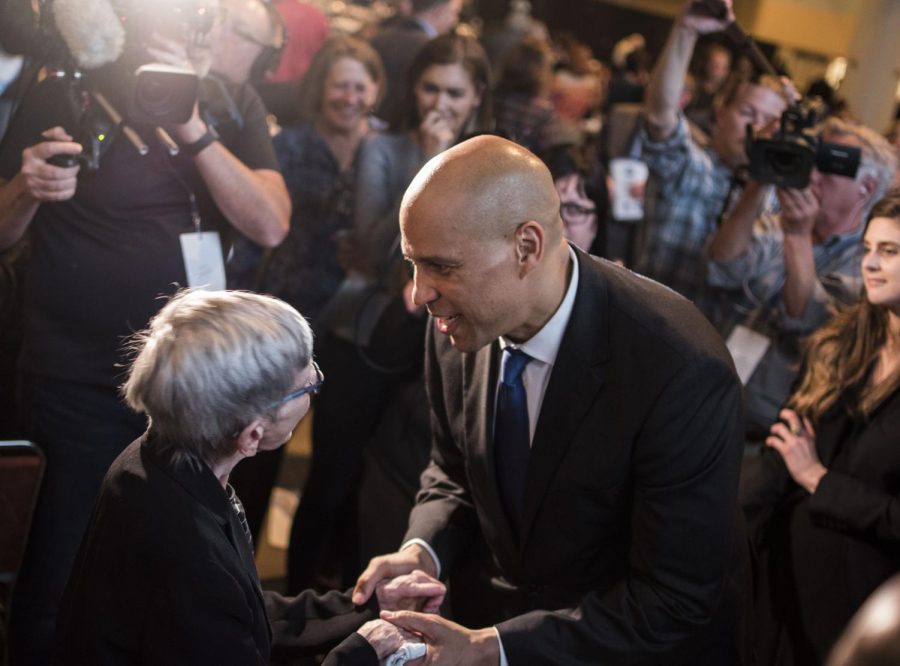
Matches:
[22,127,82,202]
[776,186,819,238]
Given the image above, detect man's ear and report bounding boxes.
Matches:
[515,220,544,277]
[234,418,265,458]
[859,174,878,199]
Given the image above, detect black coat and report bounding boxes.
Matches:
[742,385,900,665]
[405,248,748,664]
[55,433,378,665]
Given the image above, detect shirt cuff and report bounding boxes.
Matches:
[495,627,509,666]
[400,538,441,579]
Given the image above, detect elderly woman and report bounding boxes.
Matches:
[54,290,441,665]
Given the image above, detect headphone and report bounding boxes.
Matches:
[248,1,287,83]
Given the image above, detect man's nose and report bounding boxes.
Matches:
[412,271,437,306]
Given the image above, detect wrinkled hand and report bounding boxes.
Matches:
[777,186,818,238]
[678,0,735,35]
[356,619,420,660]
[20,127,82,202]
[418,110,455,160]
[376,569,445,613]
[767,408,827,493]
[380,611,498,666]
[353,545,437,606]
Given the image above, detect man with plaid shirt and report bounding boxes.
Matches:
[635,0,786,306]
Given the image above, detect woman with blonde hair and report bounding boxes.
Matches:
[741,194,900,665]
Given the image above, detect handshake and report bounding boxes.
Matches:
[353,544,498,665]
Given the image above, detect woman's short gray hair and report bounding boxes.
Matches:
[123,289,313,465]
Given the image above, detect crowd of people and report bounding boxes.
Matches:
[1,0,900,664]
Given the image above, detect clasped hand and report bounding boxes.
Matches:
[354,548,500,665]
[766,408,827,493]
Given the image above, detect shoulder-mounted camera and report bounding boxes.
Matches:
[746,100,860,189]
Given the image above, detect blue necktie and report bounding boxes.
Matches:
[495,347,533,534]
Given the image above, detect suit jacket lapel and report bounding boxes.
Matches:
[521,251,611,547]
[463,341,520,561]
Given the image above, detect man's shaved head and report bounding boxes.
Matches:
[400,135,573,351]
[401,135,563,245]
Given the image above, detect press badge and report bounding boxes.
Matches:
[726,325,771,385]
[179,231,226,290]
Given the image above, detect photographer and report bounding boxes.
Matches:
[0,1,289,663]
[637,0,788,305]
[706,117,896,437]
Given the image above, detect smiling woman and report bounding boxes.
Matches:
[254,35,384,325]
[741,195,900,665]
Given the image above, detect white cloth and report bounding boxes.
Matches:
[383,641,427,666]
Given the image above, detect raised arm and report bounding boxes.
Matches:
[175,116,289,247]
[644,0,735,141]
[707,180,770,262]
[148,35,289,248]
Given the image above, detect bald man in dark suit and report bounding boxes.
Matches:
[353,136,747,665]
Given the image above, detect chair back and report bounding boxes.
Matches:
[0,441,44,612]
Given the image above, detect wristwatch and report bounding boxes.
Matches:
[181,125,219,156]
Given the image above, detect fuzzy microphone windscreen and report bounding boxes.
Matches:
[53,0,126,69]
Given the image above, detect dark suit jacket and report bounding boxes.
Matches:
[405,249,746,664]
[370,18,431,126]
[55,433,378,665]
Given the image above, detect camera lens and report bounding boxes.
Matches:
[767,150,804,176]
[135,76,174,117]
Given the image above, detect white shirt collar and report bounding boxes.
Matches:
[500,245,579,367]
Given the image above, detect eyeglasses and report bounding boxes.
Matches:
[560,202,597,226]
[270,361,324,407]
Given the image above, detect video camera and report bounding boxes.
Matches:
[45,0,216,169]
[688,0,861,190]
[745,99,860,189]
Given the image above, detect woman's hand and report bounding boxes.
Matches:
[356,619,417,659]
[418,110,455,160]
[766,408,827,493]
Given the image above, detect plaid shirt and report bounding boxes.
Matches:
[706,219,864,432]
[636,115,735,304]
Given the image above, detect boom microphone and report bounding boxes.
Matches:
[53,0,125,69]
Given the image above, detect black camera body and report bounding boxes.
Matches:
[128,64,199,126]
[746,101,860,189]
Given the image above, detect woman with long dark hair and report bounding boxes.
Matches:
[742,194,900,665]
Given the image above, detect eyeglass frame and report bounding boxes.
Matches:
[269,360,324,408]
[560,201,598,226]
